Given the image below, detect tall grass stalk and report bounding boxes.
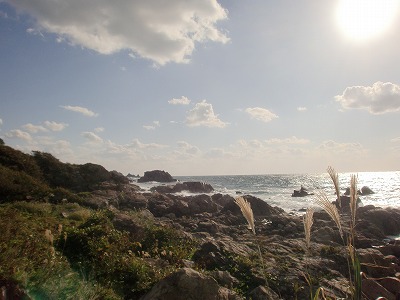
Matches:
[311,167,362,300]
[234,196,267,285]
[303,208,314,254]
[327,166,341,208]
[313,190,344,241]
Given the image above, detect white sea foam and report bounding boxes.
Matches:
[134,172,400,213]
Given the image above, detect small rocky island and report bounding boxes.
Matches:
[0,144,399,299]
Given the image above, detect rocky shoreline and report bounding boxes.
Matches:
[1,146,399,299]
[84,178,400,299]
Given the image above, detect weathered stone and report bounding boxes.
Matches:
[361,278,395,300]
[377,277,400,296]
[139,268,242,300]
[248,285,280,300]
[138,170,176,183]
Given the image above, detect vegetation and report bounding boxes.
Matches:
[0,144,198,299]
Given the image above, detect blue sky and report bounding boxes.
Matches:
[1,0,400,176]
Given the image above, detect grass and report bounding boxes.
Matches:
[305,166,362,300]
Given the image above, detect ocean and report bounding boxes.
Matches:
[134,171,400,213]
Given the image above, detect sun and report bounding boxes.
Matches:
[336,0,399,40]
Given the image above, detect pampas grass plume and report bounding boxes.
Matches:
[303,208,314,253]
[235,196,255,234]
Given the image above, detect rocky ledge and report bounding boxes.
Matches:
[79,181,400,300]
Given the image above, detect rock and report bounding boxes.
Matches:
[358,206,400,236]
[151,181,214,194]
[377,277,400,296]
[248,285,280,300]
[210,270,239,288]
[221,195,284,217]
[361,278,395,300]
[358,248,397,278]
[139,268,242,300]
[360,186,375,195]
[138,170,176,183]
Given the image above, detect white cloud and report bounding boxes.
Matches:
[143,121,160,130]
[168,96,191,105]
[245,107,278,122]
[61,105,98,117]
[265,136,310,144]
[130,138,167,149]
[5,129,32,141]
[177,141,201,155]
[44,121,68,131]
[94,127,105,133]
[81,131,103,144]
[0,118,3,126]
[318,140,364,153]
[7,0,229,65]
[297,107,307,112]
[185,100,228,128]
[391,137,400,143]
[22,121,68,133]
[335,81,400,114]
[22,123,47,133]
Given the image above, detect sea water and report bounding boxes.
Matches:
[134,172,400,213]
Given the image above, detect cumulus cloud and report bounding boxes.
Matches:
[297,107,307,112]
[143,121,160,130]
[186,100,228,128]
[5,129,32,141]
[22,121,68,133]
[61,105,98,117]
[318,140,364,153]
[94,127,104,133]
[81,131,103,144]
[130,138,167,149]
[168,96,191,105]
[43,121,68,131]
[245,107,278,122]
[22,123,47,133]
[177,141,201,155]
[265,136,310,144]
[6,0,229,65]
[335,81,400,114]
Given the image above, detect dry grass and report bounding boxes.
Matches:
[314,190,343,241]
[234,196,255,234]
[349,174,358,232]
[327,166,341,208]
[303,208,314,254]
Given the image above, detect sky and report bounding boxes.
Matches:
[1,0,400,176]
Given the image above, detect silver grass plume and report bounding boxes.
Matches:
[327,166,341,208]
[349,174,358,232]
[235,196,255,234]
[314,190,344,240]
[303,208,314,253]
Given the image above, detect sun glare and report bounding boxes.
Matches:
[336,0,399,40]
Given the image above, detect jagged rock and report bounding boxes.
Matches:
[210,270,239,289]
[358,206,400,236]
[137,170,176,183]
[361,186,375,195]
[139,268,242,300]
[358,248,397,278]
[221,195,284,217]
[151,181,214,193]
[362,278,396,300]
[248,285,280,300]
[377,277,400,296]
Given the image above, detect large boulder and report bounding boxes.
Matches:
[137,170,176,183]
[221,195,284,217]
[139,268,241,300]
